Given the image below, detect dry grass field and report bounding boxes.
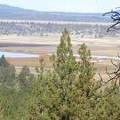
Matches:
[0,34,119,77]
[0,34,119,55]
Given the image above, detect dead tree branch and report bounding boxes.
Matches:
[103,8,120,32]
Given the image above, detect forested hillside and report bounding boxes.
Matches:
[0,4,110,22]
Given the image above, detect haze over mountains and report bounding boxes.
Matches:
[0,4,110,22]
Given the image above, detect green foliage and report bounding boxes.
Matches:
[76,43,95,97]
[0,56,32,120]
[28,30,120,120]
[18,65,33,89]
[0,30,119,119]
[0,55,9,67]
[0,86,29,120]
[28,30,98,119]
[0,55,15,87]
[53,29,77,79]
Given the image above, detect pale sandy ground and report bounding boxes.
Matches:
[0,34,119,56]
[0,34,119,78]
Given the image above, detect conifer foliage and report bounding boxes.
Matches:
[0,30,119,120]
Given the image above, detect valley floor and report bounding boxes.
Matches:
[0,34,119,78]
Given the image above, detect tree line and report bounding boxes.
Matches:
[0,21,118,38]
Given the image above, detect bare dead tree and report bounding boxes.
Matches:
[98,59,120,97]
[99,59,120,85]
[103,8,120,32]
[106,60,120,86]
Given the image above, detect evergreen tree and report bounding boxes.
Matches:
[28,30,96,120]
[52,29,78,119]
[0,55,15,87]
[52,29,77,79]
[0,55,9,67]
[71,43,97,119]
[27,30,120,120]
[77,43,95,97]
[18,66,33,89]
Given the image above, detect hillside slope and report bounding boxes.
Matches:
[0,4,110,22]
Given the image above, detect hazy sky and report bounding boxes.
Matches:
[0,0,120,13]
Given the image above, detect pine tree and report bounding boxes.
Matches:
[27,30,98,120]
[0,55,9,67]
[53,28,77,79]
[71,43,97,119]
[77,43,95,97]
[0,55,15,87]
[28,29,78,119]
[18,66,33,89]
[52,29,78,119]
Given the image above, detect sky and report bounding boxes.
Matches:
[0,0,120,13]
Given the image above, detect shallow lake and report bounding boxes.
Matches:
[0,51,120,61]
[0,51,39,58]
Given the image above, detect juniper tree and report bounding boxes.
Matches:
[67,43,97,120]
[18,66,33,89]
[77,43,95,97]
[53,28,77,79]
[0,55,9,67]
[28,30,97,120]
[0,55,15,87]
[51,29,78,119]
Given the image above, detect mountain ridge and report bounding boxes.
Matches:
[0,4,110,22]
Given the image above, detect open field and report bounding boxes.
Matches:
[0,34,119,56]
[0,34,119,77]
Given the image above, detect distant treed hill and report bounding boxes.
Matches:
[0,4,110,22]
[0,21,118,38]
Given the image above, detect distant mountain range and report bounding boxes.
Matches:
[0,4,110,22]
